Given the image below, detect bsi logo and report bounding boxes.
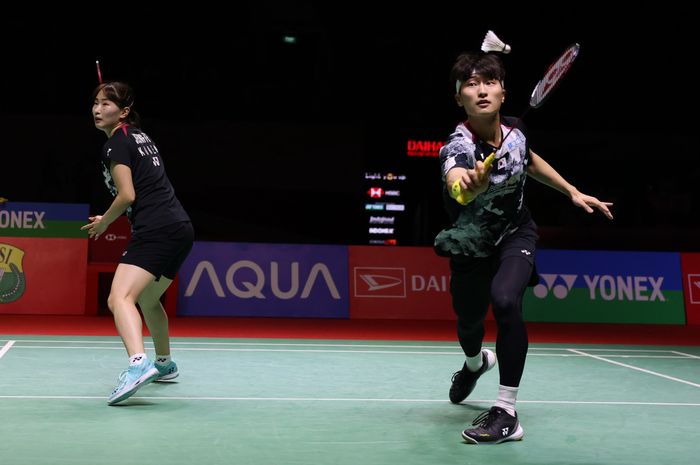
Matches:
[0,243,27,303]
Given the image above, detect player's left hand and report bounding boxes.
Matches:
[571,192,614,220]
[81,215,108,239]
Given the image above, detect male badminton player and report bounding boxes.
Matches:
[435,43,613,444]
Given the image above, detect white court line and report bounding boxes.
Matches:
[533,354,693,359]
[568,348,700,388]
[9,346,463,355]
[672,350,700,360]
[7,345,699,359]
[0,394,699,407]
[0,340,15,359]
[2,339,462,349]
[2,339,696,353]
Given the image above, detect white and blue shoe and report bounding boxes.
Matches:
[155,360,179,381]
[107,358,159,405]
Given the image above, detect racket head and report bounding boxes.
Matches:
[529,43,580,108]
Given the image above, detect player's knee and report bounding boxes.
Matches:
[106,293,126,314]
[491,291,518,314]
[137,293,158,311]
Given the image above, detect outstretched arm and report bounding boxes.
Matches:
[446,158,493,205]
[527,150,613,220]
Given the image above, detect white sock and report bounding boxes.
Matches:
[155,354,172,366]
[494,384,518,416]
[129,353,148,365]
[465,350,484,372]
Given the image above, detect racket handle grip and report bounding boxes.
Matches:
[483,152,495,171]
[450,152,495,205]
[451,180,473,205]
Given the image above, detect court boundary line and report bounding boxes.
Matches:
[1,338,699,352]
[568,348,700,388]
[672,350,700,359]
[6,340,700,358]
[0,394,699,407]
[0,341,14,359]
[5,344,699,359]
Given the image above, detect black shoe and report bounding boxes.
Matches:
[449,349,495,404]
[461,407,524,444]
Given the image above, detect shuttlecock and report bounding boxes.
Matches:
[481,30,511,54]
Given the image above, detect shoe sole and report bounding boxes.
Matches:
[461,424,524,445]
[107,367,160,405]
[155,372,179,382]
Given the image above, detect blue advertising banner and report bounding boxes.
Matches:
[0,201,89,238]
[524,249,684,324]
[178,242,349,317]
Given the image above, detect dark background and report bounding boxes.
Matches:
[2,4,697,251]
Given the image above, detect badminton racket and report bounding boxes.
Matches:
[452,43,581,205]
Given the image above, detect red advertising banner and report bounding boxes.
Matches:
[0,237,87,314]
[1,202,88,314]
[349,246,458,320]
[88,215,130,262]
[681,253,700,325]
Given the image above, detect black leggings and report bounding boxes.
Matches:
[450,255,532,388]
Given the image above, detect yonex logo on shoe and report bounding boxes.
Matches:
[502,427,509,436]
[533,274,577,299]
[520,249,531,256]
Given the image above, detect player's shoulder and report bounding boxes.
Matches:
[445,122,475,145]
[501,115,528,135]
[114,125,151,146]
[107,126,130,143]
[104,126,141,156]
[440,123,475,159]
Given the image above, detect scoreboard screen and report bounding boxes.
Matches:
[363,171,409,245]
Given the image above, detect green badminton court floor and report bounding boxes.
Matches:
[1,336,699,465]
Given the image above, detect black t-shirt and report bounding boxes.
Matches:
[101,125,190,233]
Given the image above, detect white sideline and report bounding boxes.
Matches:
[0,340,15,359]
[569,348,700,388]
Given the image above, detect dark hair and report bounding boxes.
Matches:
[450,52,506,91]
[92,81,141,128]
